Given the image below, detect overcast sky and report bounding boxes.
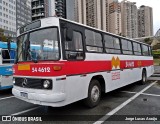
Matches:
[120,0,160,35]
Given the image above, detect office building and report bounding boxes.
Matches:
[0,0,16,37]
[16,0,31,29]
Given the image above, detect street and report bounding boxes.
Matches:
[0,66,160,123]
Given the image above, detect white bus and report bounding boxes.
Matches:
[12,17,154,108]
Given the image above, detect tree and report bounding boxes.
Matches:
[144,38,151,44]
[0,28,12,42]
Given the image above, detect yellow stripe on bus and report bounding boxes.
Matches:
[18,64,30,71]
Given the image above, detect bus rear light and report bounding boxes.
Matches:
[53,66,62,71]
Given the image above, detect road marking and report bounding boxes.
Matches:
[121,91,137,94]
[141,93,160,97]
[11,106,41,116]
[0,96,15,101]
[122,91,160,97]
[94,81,158,124]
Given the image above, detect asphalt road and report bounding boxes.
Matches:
[0,66,160,124]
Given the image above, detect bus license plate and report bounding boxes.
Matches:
[20,92,28,98]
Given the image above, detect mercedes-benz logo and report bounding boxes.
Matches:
[22,78,28,87]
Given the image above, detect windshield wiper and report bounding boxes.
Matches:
[27,49,38,63]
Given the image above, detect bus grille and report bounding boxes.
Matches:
[14,78,52,90]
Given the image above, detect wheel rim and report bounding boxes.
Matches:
[91,85,100,102]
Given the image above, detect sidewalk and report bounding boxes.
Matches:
[154,66,160,74]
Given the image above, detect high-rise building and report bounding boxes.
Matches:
[74,0,109,31]
[121,0,138,38]
[74,0,86,24]
[31,0,66,21]
[138,5,153,37]
[31,0,55,21]
[108,0,122,35]
[101,0,108,32]
[0,0,16,37]
[55,0,66,18]
[16,0,31,29]
[86,0,102,29]
[66,0,76,21]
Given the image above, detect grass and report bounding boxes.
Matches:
[154,59,160,66]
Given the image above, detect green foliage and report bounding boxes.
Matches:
[144,38,152,45]
[0,28,12,42]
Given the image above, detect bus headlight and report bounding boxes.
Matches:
[13,78,15,84]
[43,80,51,89]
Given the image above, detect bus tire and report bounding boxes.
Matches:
[140,70,147,85]
[84,79,101,108]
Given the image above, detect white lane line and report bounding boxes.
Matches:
[122,91,160,97]
[121,91,137,94]
[141,93,160,97]
[11,106,41,116]
[0,96,15,101]
[94,81,158,124]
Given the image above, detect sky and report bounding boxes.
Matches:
[120,0,160,35]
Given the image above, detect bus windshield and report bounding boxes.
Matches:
[17,28,60,62]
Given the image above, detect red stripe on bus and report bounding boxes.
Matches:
[13,60,153,77]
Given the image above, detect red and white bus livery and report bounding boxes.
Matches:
[12,17,154,108]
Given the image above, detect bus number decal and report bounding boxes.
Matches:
[32,67,51,73]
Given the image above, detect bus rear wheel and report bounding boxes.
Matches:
[140,70,147,85]
[84,79,101,108]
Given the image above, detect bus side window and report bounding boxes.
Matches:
[2,50,10,64]
[121,39,133,55]
[133,42,142,56]
[142,45,150,56]
[65,30,84,60]
[85,30,103,53]
[104,34,121,54]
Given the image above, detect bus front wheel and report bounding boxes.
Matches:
[84,79,101,108]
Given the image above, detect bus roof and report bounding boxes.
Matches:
[59,17,150,46]
[18,16,151,46]
[0,41,16,49]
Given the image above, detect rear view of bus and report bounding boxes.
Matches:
[0,41,16,90]
[12,17,154,108]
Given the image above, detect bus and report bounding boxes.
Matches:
[0,41,16,90]
[12,17,154,108]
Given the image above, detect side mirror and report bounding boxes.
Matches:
[66,28,73,41]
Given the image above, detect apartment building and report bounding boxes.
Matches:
[0,0,16,37]
[138,5,153,37]
[74,0,109,31]
[16,0,31,29]
[55,0,66,18]
[31,0,66,21]
[86,0,102,29]
[121,0,138,38]
[74,0,86,24]
[108,0,122,35]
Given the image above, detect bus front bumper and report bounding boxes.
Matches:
[12,87,66,104]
